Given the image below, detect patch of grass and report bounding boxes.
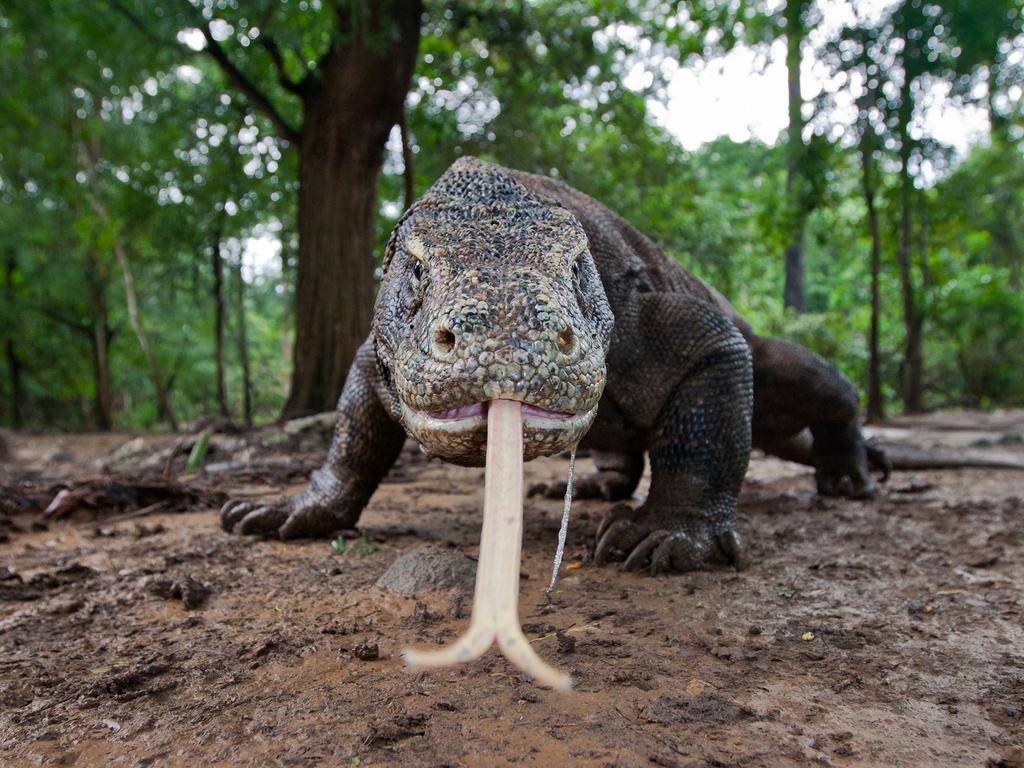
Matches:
[331,529,379,555]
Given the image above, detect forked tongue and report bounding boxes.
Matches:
[402,399,572,691]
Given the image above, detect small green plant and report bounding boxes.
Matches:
[331,529,379,555]
[183,427,213,474]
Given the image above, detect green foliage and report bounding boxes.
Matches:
[929,266,1024,407]
[1,0,1022,430]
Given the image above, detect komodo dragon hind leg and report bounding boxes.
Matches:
[749,335,880,499]
[528,450,643,501]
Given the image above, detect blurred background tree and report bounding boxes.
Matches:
[1,0,1021,431]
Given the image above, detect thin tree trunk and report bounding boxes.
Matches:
[988,64,1009,142]
[859,137,884,423]
[283,0,422,416]
[211,228,230,419]
[896,132,923,413]
[115,242,178,430]
[86,248,114,430]
[399,106,415,211]
[917,193,932,291]
[4,251,23,428]
[233,255,253,427]
[78,134,178,429]
[279,228,295,393]
[782,0,807,312]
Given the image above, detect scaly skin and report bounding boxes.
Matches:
[222,157,882,573]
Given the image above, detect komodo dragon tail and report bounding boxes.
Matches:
[872,443,1024,472]
[762,429,1024,481]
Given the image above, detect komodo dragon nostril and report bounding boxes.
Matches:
[557,326,576,356]
[432,326,456,356]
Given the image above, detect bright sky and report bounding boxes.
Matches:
[645,0,993,155]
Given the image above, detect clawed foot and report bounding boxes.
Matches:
[815,452,878,499]
[528,470,636,502]
[220,492,356,540]
[593,503,743,574]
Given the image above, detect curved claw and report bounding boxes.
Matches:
[221,499,258,531]
[866,442,892,483]
[649,531,711,574]
[595,503,634,542]
[220,491,356,540]
[594,518,646,565]
[716,529,745,569]
[623,530,670,572]
[238,504,289,536]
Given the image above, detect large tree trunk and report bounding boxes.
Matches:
[283,0,422,416]
[4,250,23,428]
[211,230,230,419]
[859,137,884,423]
[233,255,253,427]
[782,0,807,313]
[86,248,114,430]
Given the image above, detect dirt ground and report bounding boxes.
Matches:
[1,412,1023,767]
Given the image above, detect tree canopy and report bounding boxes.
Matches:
[1,0,1022,430]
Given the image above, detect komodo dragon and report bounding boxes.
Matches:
[220,157,940,573]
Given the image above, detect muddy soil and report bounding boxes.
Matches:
[1,413,1022,767]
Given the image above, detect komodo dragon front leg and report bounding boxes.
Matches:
[593,292,753,573]
[221,338,405,538]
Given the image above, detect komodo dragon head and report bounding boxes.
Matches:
[373,156,615,466]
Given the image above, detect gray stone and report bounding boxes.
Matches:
[376,545,476,594]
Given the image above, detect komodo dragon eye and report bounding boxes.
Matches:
[571,257,581,281]
[412,260,423,281]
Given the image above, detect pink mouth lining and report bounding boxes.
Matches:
[428,401,574,421]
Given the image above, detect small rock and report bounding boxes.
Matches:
[109,437,148,462]
[146,576,211,610]
[376,546,476,594]
[353,640,380,661]
[556,631,576,654]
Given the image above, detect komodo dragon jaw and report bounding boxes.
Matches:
[373,158,615,465]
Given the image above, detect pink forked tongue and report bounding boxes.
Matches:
[402,399,573,691]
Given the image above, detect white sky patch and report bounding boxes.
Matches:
[177,28,205,51]
[655,40,990,158]
[651,42,790,150]
[241,233,283,283]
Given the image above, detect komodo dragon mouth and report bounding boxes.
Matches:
[429,401,574,421]
[401,399,598,465]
